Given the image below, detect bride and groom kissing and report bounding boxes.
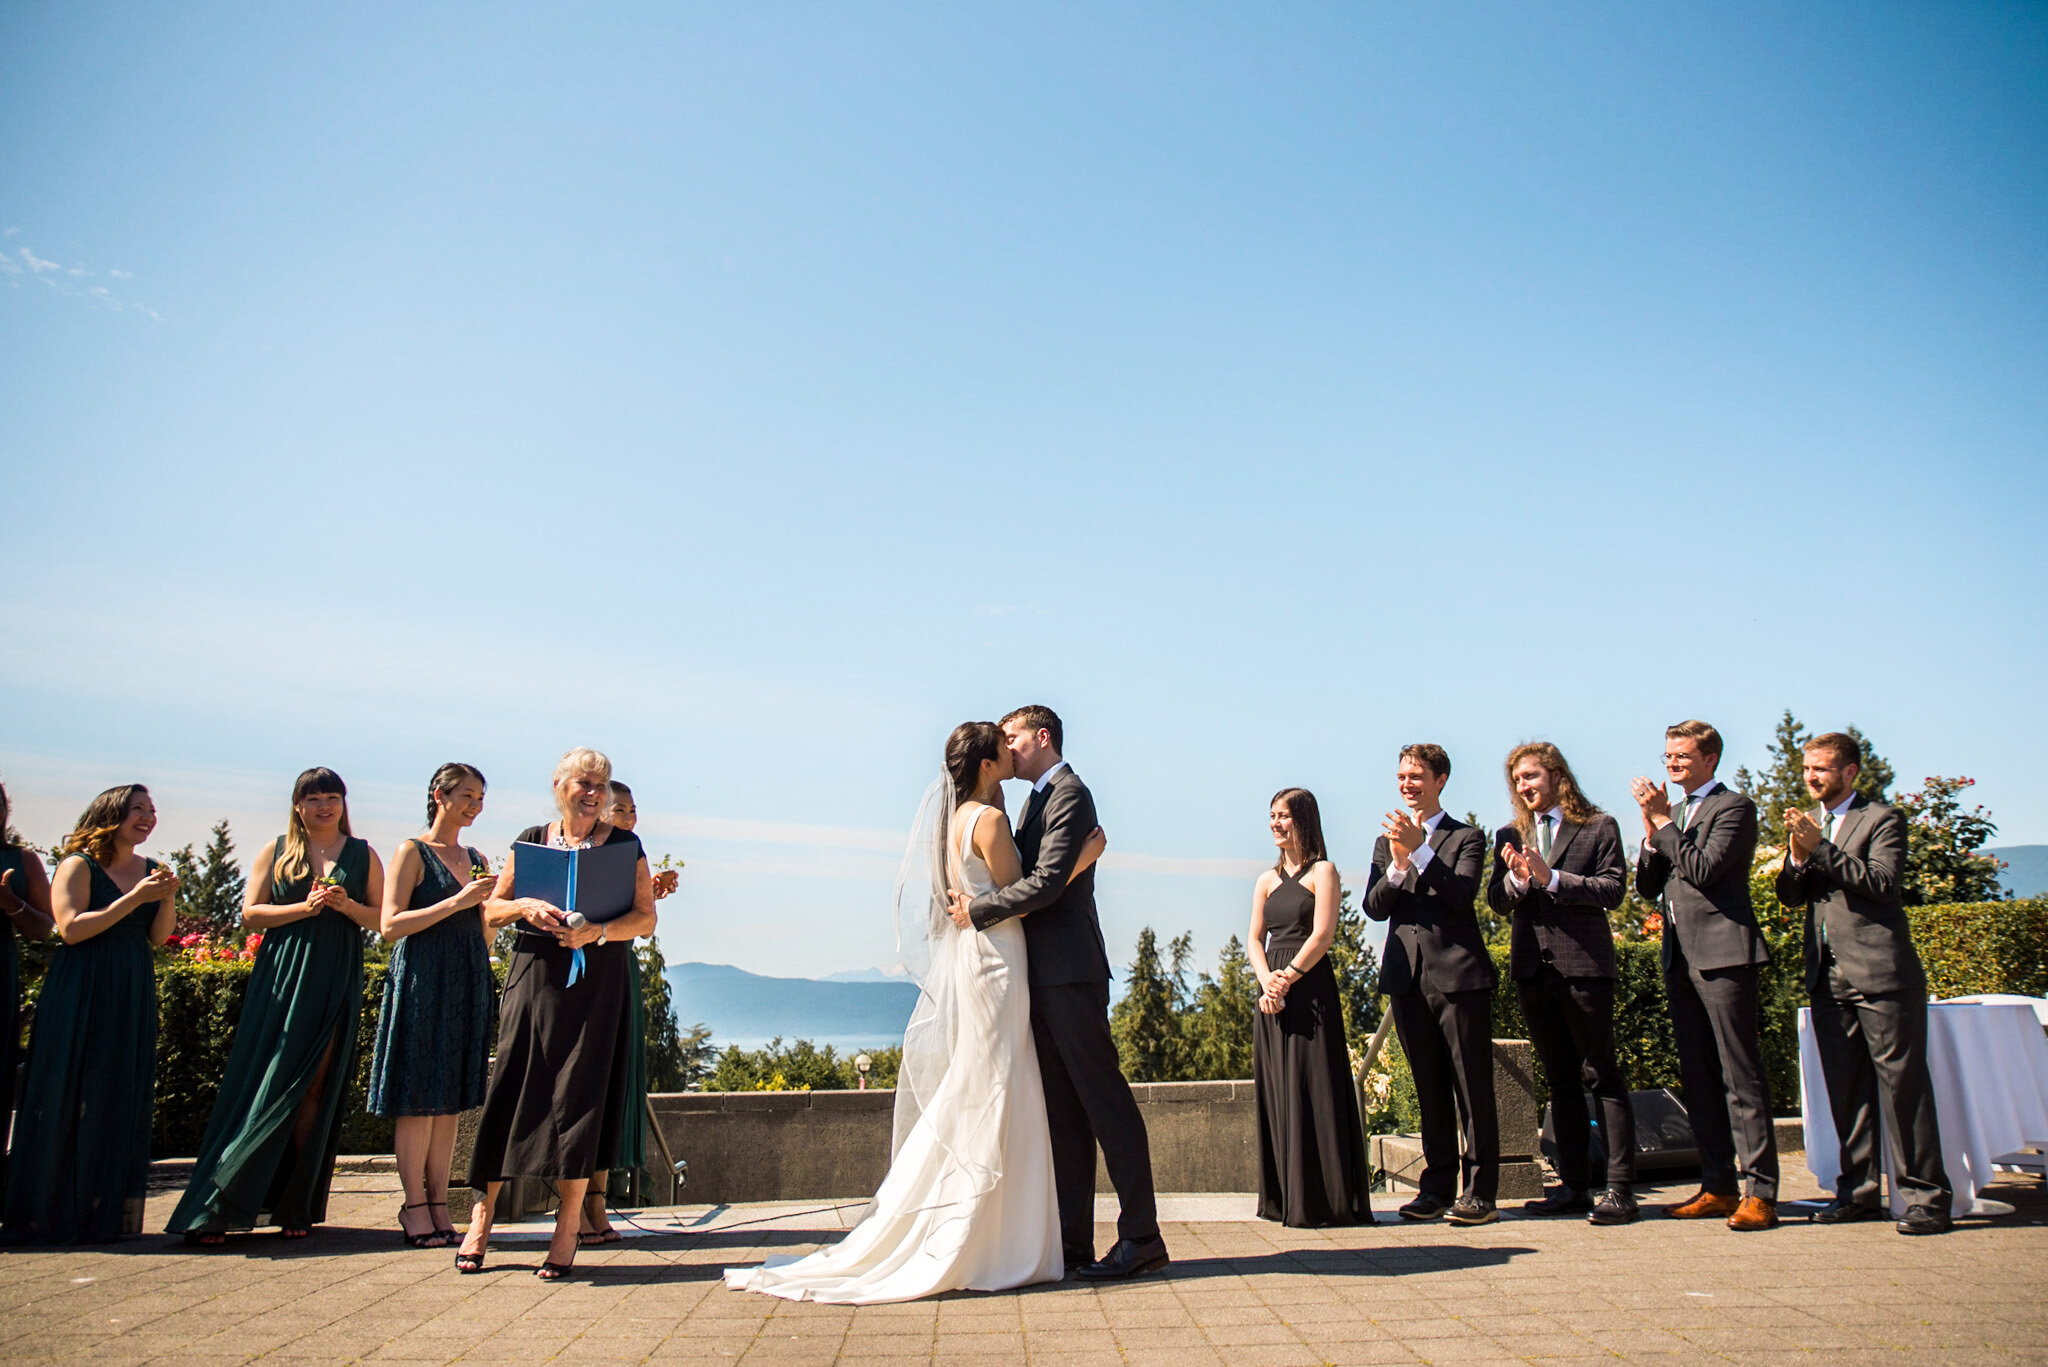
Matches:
[724,706,1169,1304]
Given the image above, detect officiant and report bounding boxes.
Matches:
[457,747,656,1281]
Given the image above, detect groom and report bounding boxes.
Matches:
[948,705,1168,1280]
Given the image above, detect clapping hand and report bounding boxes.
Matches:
[1383,811,1426,864]
[1630,776,1671,835]
[1522,844,1553,887]
[1499,842,1531,884]
[1786,808,1822,862]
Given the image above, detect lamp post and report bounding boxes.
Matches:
[855,1054,872,1090]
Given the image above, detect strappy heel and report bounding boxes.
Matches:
[535,1259,576,1281]
[454,1237,489,1273]
[399,1202,442,1249]
[428,1201,458,1246]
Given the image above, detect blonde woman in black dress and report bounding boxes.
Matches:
[458,748,655,1280]
[1249,788,1371,1227]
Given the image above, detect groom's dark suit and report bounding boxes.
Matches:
[970,763,1159,1257]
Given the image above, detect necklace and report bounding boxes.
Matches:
[551,821,598,851]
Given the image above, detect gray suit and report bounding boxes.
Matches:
[1775,796,1949,1214]
[1635,783,1779,1200]
[968,765,1156,1254]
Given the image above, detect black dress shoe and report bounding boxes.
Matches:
[1814,1198,1884,1224]
[1074,1235,1169,1280]
[1444,1195,1499,1226]
[1896,1206,1952,1236]
[1588,1188,1640,1225]
[1398,1193,1451,1221]
[1520,1187,1593,1216]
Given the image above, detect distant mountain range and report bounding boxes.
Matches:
[1988,846,2048,899]
[665,961,918,1051]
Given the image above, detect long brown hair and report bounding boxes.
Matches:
[1504,742,1602,839]
[278,767,352,883]
[59,784,151,866]
[1270,788,1328,868]
[945,722,1004,805]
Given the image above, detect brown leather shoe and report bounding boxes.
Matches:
[1727,1196,1779,1231]
[1664,1189,1740,1219]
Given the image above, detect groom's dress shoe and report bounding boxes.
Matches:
[1063,1247,1096,1275]
[1074,1236,1169,1281]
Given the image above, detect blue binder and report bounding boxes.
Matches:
[511,841,639,923]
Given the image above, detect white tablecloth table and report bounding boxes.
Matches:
[1799,1001,2048,1217]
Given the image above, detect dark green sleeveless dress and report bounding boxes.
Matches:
[164,837,369,1234]
[4,856,161,1242]
[368,841,495,1116]
[0,845,30,1195]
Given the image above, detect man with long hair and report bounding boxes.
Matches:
[1632,720,1779,1231]
[1487,743,1633,1223]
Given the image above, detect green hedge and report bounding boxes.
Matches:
[1912,899,2048,999]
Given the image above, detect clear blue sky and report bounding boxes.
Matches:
[4,2,2044,979]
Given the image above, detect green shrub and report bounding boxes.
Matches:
[1911,899,2048,999]
[706,1037,902,1091]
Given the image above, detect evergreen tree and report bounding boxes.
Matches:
[1111,927,1191,1082]
[1323,888,1382,1045]
[1896,776,2007,905]
[638,939,688,1092]
[676,1022,719,1090]
[1186,935,1255,1080]
[165,819,245,939]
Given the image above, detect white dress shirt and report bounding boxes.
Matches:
[1506,806,1565,895]
[1031,759,1069,793]
[1384,809,1447,886]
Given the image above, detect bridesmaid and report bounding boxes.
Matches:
[458,748,655,1281]
[1249,787,1371,1227]
[370,763,497,1249]
[5,785,177,1242]
[165,768,384,1243]
[0,780,57,1195]
[579,780,677,1246]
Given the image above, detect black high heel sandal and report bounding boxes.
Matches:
[455,1237,489,1273]
[428,1201,458,1247]
[398,1202,442,1249]
[535,1259,576,1282]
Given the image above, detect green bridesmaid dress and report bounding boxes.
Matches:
[0,844,30,1196]
[4,856,161,1242]
[165,837,369,1236]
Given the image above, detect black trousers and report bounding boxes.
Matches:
[1812,962,1951,1214]
[1387,983,1499,1202]
[1029,980,1159,1255]
[1516,965,1635,1190]
[1664,942,1778,1200]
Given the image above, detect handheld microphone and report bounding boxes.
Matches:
[564,911,588,930]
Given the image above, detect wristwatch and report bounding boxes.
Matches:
[597,923,609,945]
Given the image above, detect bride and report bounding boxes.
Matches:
[723,721,1106,1303]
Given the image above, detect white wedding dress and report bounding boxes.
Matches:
[722,800,1062,1303]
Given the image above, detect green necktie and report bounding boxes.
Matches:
[1536,815,1553,860]
[1675,795,1690,831]
[1823,810,1836,843]
[1818,809,1836,946]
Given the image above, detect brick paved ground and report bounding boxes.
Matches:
[2,1160,2043,1365]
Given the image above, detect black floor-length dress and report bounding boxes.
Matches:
[466,824,638,1187]
[1254,861,1372,1227]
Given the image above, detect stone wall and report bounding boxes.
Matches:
[643,1079,1262,1206]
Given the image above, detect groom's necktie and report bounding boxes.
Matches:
[1020,785,1049,841]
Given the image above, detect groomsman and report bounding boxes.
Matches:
[1486,743,1636,1224]
[1775,732,1952,1235]
[1367,744,1500,1225]
[1632,720,1780,1231]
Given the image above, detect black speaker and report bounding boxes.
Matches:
[1541,1087,1700,1172]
